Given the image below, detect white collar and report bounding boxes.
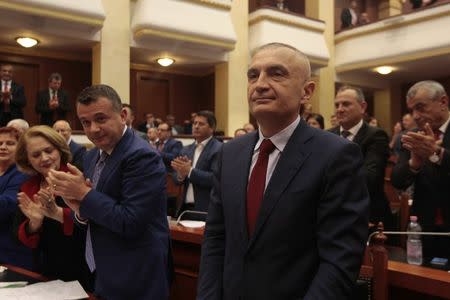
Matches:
[255,115,300,153]
[340,119,363,137]
[439,114,450,134]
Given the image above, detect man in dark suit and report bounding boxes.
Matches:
[329,85,392,228]
[48,85,171,299]
[157,122,182,171]
[138,112,158,133]
[197,43,369,299]
[35,73,70,126]
[53,120,86,170]
[341,0,358,29]
[122,104,147,141]
[0,64,26,126]
[391,80,450,260]
[172,110,222,215]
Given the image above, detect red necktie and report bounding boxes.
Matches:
[247,139,276,236]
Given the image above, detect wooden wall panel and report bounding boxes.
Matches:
[0,53,91,129]
[130,69,215,129]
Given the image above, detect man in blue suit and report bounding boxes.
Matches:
[172,110,222,215]
[156,122,183,171]
[49,85,171,300]
[197,43,369,299]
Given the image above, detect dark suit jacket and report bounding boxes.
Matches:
[35,89,70,126]
[341,8,353,28]
[69,140,86,171]
[329,122,392,225]
[159,138,182,170]
[391,125,450,258]
[197,121,369,300]
[79,128,170,299]
[177,137,222,213]
[0,164,31,269]
[0,81,26,125]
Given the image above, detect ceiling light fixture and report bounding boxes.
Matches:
[375,66,393,75]
[16,37,39,48]
[157,57,174,67]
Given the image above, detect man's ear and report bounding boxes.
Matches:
[360,101,368,114]
[302,81,315,102]
[120,108,127,124]
[439,95,449,110]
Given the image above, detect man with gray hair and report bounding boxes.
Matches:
[7,118,29,134]
[392,80,450,260]
[53,120,86,170]
[197,43,368,299]
[35,72,70,126]
[329,85,392,228]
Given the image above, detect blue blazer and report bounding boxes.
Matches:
[79,128,170,300]
[0,164,32,269]
[69,140,86,170]
[159,138,182,170]
[178,137,222,213]
[197,121,369,299]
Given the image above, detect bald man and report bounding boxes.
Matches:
[197,43,368,299]
[53,120,86,169]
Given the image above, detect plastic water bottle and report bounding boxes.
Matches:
[406,216,423,265]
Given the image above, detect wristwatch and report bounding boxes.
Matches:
[429,147,442,163]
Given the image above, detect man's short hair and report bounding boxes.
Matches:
[122,103,135,116]
[77,84,123,112]
[48,72,62,82]
[337,85,366,103]
[406,80,447,102]
[7,119,29,131]
[251,42,311,79]
[196,110,217,130]
[158,122,172,131]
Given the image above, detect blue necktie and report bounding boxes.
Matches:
[85,151,108,272]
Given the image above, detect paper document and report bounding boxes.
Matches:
[0,279,88,300]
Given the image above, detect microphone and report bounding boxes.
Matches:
[176,210,208,225]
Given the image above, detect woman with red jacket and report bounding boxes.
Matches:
[13,125,92,290]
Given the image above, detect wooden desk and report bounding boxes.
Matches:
[388,261,450,299]
[169,222,204,300]
[168,226,450,300]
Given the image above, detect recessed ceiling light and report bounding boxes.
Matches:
[157,57,174,67]
[16,37,39,48]
[375,66,393,75]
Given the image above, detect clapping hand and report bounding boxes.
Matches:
[17,192,44,233]
[171,156,192,180]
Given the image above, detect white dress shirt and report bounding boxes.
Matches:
[340,119,363,141]
[186,136,213,204]
[249,116,300,190]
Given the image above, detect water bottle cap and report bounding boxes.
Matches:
[410,215,418,222]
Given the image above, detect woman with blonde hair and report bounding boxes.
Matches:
[13,125,92,290]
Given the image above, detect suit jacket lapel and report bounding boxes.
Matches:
[443,123,450,147]
[95,128,132,191]
[236,133,259,242]
[248,121,313,249]
[195,138,214,168]
[352,122,368,146]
